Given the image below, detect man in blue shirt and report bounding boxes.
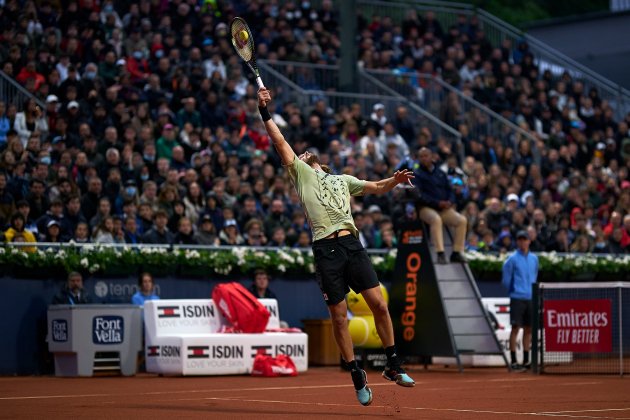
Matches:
[502,230,539,371]
[131,272,160,306]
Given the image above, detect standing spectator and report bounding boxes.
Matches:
[131,272,160,306]
[502,230,538,371]
[52,272,92,305]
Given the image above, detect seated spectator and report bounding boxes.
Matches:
[194,214,219,245]
[142,210,174,244]
[73,222,91,243]
[4,213,37,252]
[466,232,481,252]
[495,231,515,253]
[622,214,630,249]
[52,272,91,305]
[244,218,267,247]
[547,227,571,253]
[412,147,467,263]
[43,219,62,243]
[378,228,397,249]
[571,234,593,253]
[526,226,545,252]
[36,198,71,241]
[293,230,312,248]
[0,171,15,226]
[92,216,116,243]
[248,269,277,299]
[219,218,244,245]
[268,226,288,247]
[131,272,160,306]
[123,216,141,244]
[171,217,197,245]
[608,228,627,254]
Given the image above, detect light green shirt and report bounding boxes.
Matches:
[286,155,366,241]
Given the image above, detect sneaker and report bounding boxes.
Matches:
[522,362,531,370]
[437,252,447,264]
[510,363,525,372]
[382,365,415,387]
[450,252,467,263]
[353,369,373,406]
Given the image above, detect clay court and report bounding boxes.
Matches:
[1,366,629,419]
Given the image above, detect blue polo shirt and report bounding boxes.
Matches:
[501,249,539,300]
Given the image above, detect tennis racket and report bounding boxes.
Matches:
[230,17,265,89]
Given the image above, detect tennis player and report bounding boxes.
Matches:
[258,88,415,406]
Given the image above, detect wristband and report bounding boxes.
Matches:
[259,106,272,122]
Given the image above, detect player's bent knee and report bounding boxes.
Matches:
[330,313,348,330]
[370,300,389,317]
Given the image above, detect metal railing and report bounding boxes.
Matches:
[0,241,391,255]
[0,70,46,110]
[355,0,630,118]
[259,60,463,160]
[363,68,539,163]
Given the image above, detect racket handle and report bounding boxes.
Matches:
[255,76,265,89]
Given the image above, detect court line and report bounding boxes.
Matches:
[0,379,610,402]
[5,390,628,419]
[0,382,399,401]
[540,408,630,414]
[173,396,630,419]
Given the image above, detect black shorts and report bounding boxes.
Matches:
[510,299,533,327]
[312,235,379,305]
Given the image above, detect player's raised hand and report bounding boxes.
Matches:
[258,87,271,108]
[393,169,415,187]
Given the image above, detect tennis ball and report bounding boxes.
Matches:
[348,315,382,348]
[239,30,249,43]
[346,283,389,316]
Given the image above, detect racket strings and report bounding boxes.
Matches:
[230,20,253,62]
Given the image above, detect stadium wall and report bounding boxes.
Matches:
[1,274,506,375]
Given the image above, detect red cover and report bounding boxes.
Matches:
[251,350,298,377]
[212,282,270,333]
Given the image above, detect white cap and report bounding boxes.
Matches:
[116,58,126,66]
[46,94,59,103]
[367,204,382,213]
[373,103,385,111]
[506,193,519,203]
[67,101,79,109]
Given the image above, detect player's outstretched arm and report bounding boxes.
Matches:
[258,88,294,166]
[363,169,415,195]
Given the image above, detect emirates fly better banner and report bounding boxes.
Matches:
[544,299,612,352]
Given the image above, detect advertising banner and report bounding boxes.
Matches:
[544,299,613,353]
[389,221,456,358]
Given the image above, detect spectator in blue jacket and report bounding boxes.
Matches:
[502,230,539,371]
[412,147,467,264]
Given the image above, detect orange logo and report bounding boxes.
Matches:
[401,230,423,245]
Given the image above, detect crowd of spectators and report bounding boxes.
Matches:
[0,0,629,254]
